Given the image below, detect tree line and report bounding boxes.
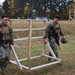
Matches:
[2,0,73,19]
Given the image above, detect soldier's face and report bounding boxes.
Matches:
[54,18,59,23]
[2,17,9,25]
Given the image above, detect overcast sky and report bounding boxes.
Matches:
[0,0,5,4]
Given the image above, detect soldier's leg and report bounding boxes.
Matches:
[1,59,7,75]
[48,38,53,61]
[52,44,58,58]
[1,59,7,70]
[2,44,10,62]
[0,46,7,74]
[0,44,10,74]
[49,37,58,58]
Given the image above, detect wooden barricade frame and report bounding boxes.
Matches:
[10,19,62,70]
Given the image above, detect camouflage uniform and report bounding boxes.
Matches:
[44,22,64,58]
[0,24,13,72]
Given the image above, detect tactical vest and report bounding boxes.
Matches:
[1,26,10,41]
[53,23,60,33]
[49,23,61,45]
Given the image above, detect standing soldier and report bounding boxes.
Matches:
[43,15,66,60]
[32,9,37,19]
[24,3,31,19]
[46,8,50,21]
[0,15,14,74]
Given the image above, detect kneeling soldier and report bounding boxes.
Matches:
[0,15,14,74]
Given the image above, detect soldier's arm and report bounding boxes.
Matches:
[43,24,51,43]
[9,27,14,45]
[59,25,64,36]
[43,24,51,39]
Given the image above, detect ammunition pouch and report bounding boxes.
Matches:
[55,24,60,33]
[1,26,10,41]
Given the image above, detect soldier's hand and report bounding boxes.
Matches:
[61,36,67,44]
[63,36,67,40]
[64,36,66,39]
[44,39,47,44]
[11,42,14,45]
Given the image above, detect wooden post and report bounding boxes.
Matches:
[69,0,75,20]
[74,10,75,20]
[69,9,70,20]
[43,20,46,54]
[28,20,32,59]
[8,19,12,27]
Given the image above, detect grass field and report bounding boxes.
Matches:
[2,20,75,75]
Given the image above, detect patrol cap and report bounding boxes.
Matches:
[54,15,60,19]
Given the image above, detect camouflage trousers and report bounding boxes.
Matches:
[48,37,58,58]
[0,43,10,71]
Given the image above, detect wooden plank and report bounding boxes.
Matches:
[14,36,43,41]
[13,29,29,32]
[13,28,45,32]
[10,60,30,70]
[46,42,57,58]
[19,55,42,62]
[28,20,32,59]
[43,54,62,61]
[11,45,23,70]
[30,61,61,70]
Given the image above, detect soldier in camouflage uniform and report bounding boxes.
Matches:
[0,15,14,74]
[44,15,65,60]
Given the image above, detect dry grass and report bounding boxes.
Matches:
[1,20,75,75]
